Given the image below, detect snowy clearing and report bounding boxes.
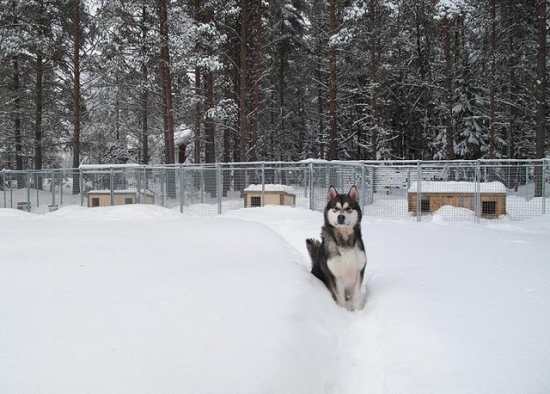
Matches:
[1,205,549,393]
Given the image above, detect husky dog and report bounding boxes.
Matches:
[306,186,366,311]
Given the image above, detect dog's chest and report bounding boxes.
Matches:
[327,246,366,279]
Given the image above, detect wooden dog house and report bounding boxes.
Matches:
[243,185,296,208]
[408,181,506,218]
[87,189,155,207]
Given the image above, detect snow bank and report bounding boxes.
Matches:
[0,206,348,393]
[1,205,550,393]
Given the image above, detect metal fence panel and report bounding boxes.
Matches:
[2,160,548,223]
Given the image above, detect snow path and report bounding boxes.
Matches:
[225,207,550,394]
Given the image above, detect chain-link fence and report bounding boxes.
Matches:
[2,160,548,222]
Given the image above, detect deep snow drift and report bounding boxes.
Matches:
[1,205,549,394]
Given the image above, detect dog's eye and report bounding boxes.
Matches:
[345,207,352,212]
[332,207,339,213]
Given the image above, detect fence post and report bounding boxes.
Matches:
[475,160,481,223]
[361,162,366,211]
[200,168,204,204]
[60,170,64,206]
[2,170,6,208]
[51,170,56,207]
[161,169,166,207]
[525,165,529,200]
[217,163,222,215]
[110,167,114,206]
[309,162,314,210]
[179,165,184,213]
[136,169,141,204]
[80,168,85,206]
[9,172,13,208]
[261,162,265,207]
[35,173,39,208]
[416,161,422,222]
[26,171,31,209]
[542,159,547,215]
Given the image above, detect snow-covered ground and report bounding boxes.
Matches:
[1,204,549,393]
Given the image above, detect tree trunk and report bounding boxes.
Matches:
[158,0,175,198]
[317,60,325,159]
[12,55,23,173]
[204,77,215,163]
[443,17,454,160]
[194,0,201,164]
[237,0,248,162]
[72,0,81,194]
[204,8,215,163]
[507,10,517,160]
[35,52,44,172]
[159,0,175,165]
[488,0,496,159]
[369,0,379,160]
[535,0,546,196]
[327,0,338,161]
[140,4,149,165]
[249,0,261,162]
[34,0,46,174]
[9,0,23,176]
[278,18,286,161]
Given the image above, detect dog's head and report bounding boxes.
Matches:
[324,186,362,228]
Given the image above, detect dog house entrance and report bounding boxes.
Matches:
[482,201,497,216]
[250,196,262,207]
[420,199,431,213]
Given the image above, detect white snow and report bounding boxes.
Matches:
[243,184,296,193]
[1,204,549,393]
[408,180,507,193]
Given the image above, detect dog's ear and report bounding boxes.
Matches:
[348,185,360,202]
[327,186,338,201]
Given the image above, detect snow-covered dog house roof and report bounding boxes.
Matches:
[243,184,296,208]
[87,189,154,207]
[407,181,506,218]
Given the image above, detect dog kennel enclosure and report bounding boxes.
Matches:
[407,181,507,218]
[243,184,296,208]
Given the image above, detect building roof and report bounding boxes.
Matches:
[244,184,296,193]
[408,181,506,194]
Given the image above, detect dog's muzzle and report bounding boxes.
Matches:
[337,214,346,225]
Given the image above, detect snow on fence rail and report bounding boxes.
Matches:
[1,160,549,222]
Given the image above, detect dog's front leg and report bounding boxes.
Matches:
[350,274,363,311]
[333,280,347,308]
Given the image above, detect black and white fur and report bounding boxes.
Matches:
[306,186,366,311]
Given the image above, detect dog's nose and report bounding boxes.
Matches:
[337,214,346,224]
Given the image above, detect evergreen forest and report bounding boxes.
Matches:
[0,0,548,170]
